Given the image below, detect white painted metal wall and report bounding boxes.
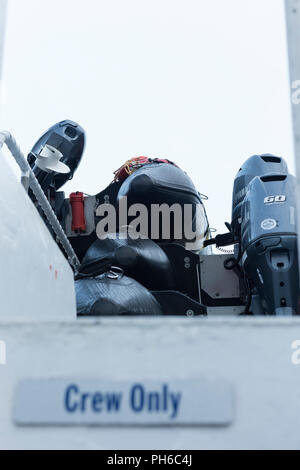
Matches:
[0,151,76,320]
[0,317,300,450]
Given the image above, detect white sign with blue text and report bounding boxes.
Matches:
[14,379,234,426]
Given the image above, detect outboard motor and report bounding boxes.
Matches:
[231,154,289,241]
[27,120,85,244]
[206,154,299,316]
[239,169,299,315]
[28,120,85,193]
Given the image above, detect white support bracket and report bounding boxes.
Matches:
[0,0,7,100]
[285,0,300,278]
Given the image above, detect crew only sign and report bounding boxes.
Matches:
[64,383,181,420]
[14,379,233,426]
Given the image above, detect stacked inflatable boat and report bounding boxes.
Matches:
[27,121,210,317]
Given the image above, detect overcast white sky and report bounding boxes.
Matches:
[0,0,294,234]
